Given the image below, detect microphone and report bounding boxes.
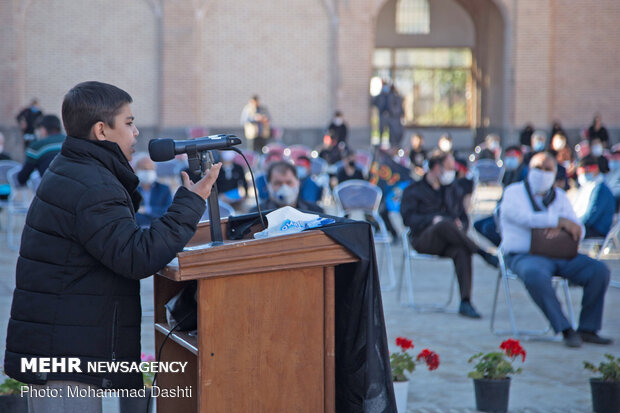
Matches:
[148,134,242,161]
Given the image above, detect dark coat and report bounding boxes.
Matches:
[4,136,205,389]
[400,175,467,237]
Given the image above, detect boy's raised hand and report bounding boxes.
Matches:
[181,163,222,200]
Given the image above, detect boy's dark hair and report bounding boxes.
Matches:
[267,161,297,182]
[62,81,132,139]
[427,151,447,170]
[35,115,62,134]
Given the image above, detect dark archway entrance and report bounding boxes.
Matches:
[373,0,507,147]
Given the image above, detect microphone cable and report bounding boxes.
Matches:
[229,147,266,230]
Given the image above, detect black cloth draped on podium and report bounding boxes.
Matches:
[227,214,396,413]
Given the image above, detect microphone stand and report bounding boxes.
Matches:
[186,145,223,246]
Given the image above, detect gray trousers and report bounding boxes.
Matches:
[28,380,102,413]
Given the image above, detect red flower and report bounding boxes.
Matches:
[500,338,526,362]
[416,349,440,371]
[396,337,414,351]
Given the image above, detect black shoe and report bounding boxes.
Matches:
[562,328,582,348]
[578,330,614,345]
[459,301,482,319]
[478,250,499,268]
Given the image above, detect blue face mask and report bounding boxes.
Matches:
[532,141,545,152]
[609,160,620,172]
[296,166,308,180]
[504,157,519,171]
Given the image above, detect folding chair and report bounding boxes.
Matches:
[333,180,396,290]
[398,228,457,311]
[594,221,620,289]
[490,247,577,340]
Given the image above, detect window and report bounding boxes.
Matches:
[396,0,430,34]
[372,48,473,127]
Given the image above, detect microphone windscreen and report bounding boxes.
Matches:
[149,139,175,162]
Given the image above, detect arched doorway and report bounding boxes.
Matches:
[373,0,506,147]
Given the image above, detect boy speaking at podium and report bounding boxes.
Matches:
[4,81,221,413]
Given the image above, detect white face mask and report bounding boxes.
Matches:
[591,144,603,157]
[439,140,452,153]
[137,170,157,185]
[269,184,299,206]
[439,169,456,185]
[528,168,555,195]
[333,117,343,126]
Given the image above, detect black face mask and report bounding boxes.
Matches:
[348,160,356,168]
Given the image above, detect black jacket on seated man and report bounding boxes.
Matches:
[4,136,206,389]
[400,175,468,238]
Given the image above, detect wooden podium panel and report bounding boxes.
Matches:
[154,220,355,412]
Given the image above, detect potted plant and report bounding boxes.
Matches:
[119,353,155,413]
[584,354,620,413]
[0,374,27,413]
[390,336,440,412]
[468,338,526,413]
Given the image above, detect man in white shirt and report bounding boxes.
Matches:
[500,152,612,348]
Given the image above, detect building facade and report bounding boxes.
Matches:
[1,0,619,155]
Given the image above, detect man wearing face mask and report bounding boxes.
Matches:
[135,155,173,227]
[216,150,248,209]
[589,137,610,174]
[254,161,323,213]
[572,156,615,239]
[400,152,499,319]
[500,152,612,347]
[336,149,364,184]
[327,111,348,145]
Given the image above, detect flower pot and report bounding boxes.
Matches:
[393,380,409,412]
[590,378,620,413]
[473,378,510,413]
[119,387,153,413]
[0,394,28,413]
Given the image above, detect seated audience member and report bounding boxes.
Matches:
[216,150,248,209]
[326,111,348,145]
[573,156,615,238]
[605,147,620,209]
[523,130,547,165]
[478,134,501,161]
[336,149,365,184]
[408,133,426,177]
[318,134,343,165]
[550,133,574,177]
[255,151,284,202]
[437,133,453,154]
[295,155,323,204]
[253,161,323,213]
[502,146,528,186]
[400,152,498,319]
[520,123,534,150]
[0,132,11,161]
[473,146,528,246]
[590,137,610,174]
[499,152,612,347]
[135,155,173,227]
[588,114,609,148]
[17,114,65,185]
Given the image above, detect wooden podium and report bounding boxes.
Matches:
[153,220,358,412]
